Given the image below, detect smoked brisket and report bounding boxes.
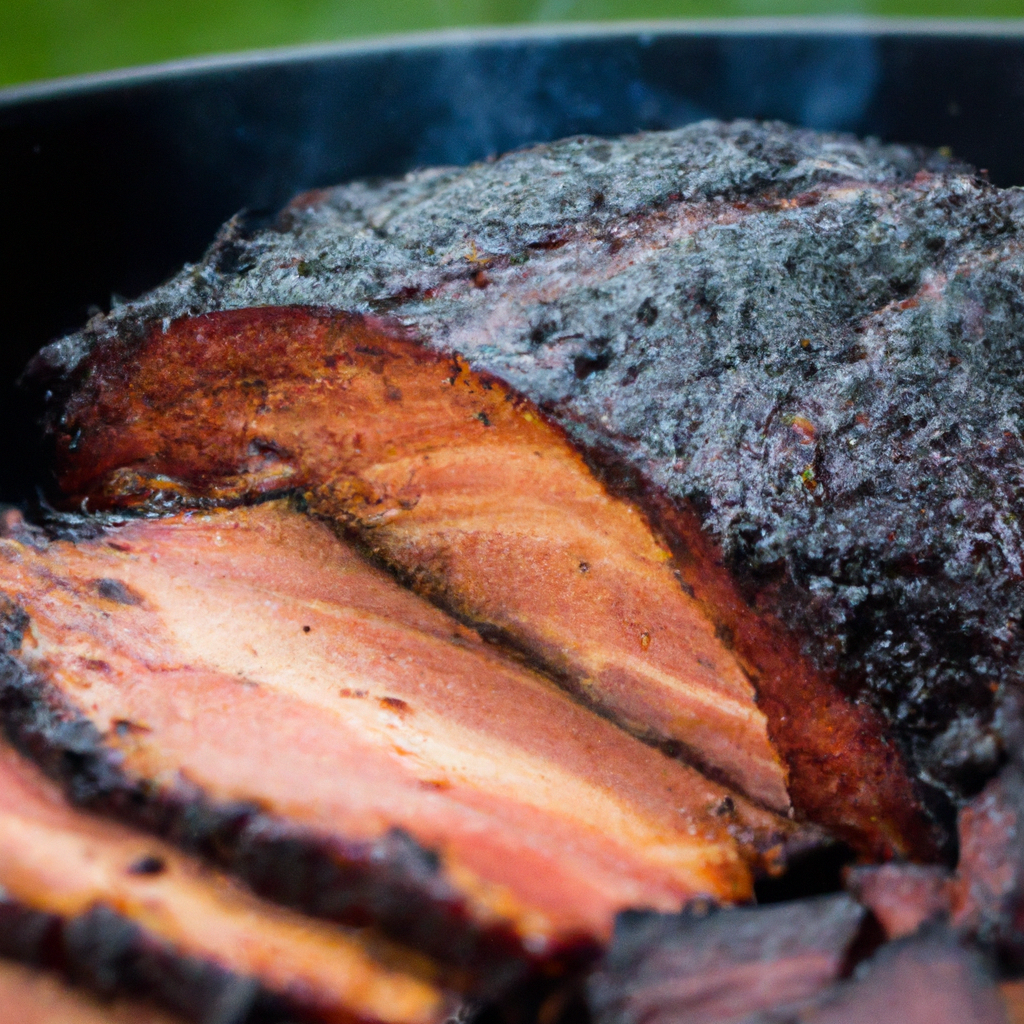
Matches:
[49,308,791,814]
[18,115,1024,1019]
[33,119,1024,804]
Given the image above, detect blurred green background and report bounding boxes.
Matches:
[4,0,1024,89]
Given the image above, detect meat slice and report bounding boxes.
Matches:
[50,306,935,860]
[0,739,456,1024]
[54,307,788,813]
[0,501,798,987]
[587,893,866,1024]
[0,959,182,1024]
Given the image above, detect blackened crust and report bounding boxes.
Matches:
[0,616,547,995]
[0,900,290,1023]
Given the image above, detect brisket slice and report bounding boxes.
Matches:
[34,119,1022,803]
[0,737,457,1024]
[48,305,935,862]
[0,501,799,987]
[0,958,182,1024]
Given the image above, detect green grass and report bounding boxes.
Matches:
[3,0,1024,88]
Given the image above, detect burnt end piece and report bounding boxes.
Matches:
[846,862,955,940]
[0,646,531,993]
[587,893,865,1024]
[844,760,1024,972]
[801,929,1007,1024]
[0,900,287,1023]
[954,764,1024,966]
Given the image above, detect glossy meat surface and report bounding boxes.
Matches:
[0,502,795,977]
[52,306,935,859]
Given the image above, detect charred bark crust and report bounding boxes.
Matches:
[0,610,543,995]
[588,898,1010,1024]
[0,900,291,1023]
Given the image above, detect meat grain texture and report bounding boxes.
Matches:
[0,501,802,985]
[0,735,457,1024]
[36,119,1024,803]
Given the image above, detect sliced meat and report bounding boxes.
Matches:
[587,893,865,1024]
[53,307,788,812]
[797,930,1007,1024]
[51,306,934,859]
[640,498,940,862]
[0,739,456,1024]
[0,501,799,987]
[0,959,182,1024]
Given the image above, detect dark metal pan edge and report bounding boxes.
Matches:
[4,16,1024,109]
